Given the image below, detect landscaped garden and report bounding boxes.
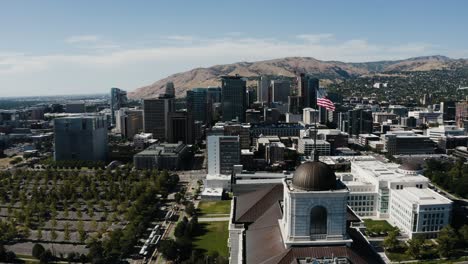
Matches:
[363,219,397,236]
[193,221,229,257]
[382,225,468,263]
[198,200,231,216]
[0,166,179,262]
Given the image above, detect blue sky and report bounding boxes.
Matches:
[1,0,467,97]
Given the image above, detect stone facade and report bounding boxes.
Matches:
[281,181,350,247]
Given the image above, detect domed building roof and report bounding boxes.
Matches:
[398,162,422,171]
[292,161,337,191]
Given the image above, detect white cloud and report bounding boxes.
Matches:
[0,34,463,96]
[65,35,100,44]
[163,35,195,42]
[296,33,334,43]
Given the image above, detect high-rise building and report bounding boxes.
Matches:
[383,131,434,155]
[305,76,319,109]
[345,109,373,137]
[143,95,174,141]
[207,135,240,176]
[187,88,210,124]
[257,76,270,103]
[110,87,128,124]
[165,82,175,98]
[167,111,194,144]
[297,74,319,109]
[456,101,468,128]
[271,80,290,103]
[246,88,256,107]
[54,115,108,161]
[116,108,143,139]
[207,87,222,103]
[440,101,456,121]
[288,95,303,114]
[221,75,247,122]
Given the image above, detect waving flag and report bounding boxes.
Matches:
[317,96,335,111]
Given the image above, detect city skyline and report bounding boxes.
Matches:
[1,0,468,97]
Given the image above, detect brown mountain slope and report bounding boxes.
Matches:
[129,56,466,99]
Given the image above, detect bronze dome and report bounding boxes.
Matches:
[292,161,337,191]
[398,162,422,171]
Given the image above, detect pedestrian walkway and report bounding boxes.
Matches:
[199,217,230,222]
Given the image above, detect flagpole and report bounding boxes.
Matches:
[314,87,318,162]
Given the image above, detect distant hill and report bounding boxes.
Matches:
[128,55,468,99]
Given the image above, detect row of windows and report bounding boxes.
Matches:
[390,202,412,230]
[423,213,444,219]
[350,188,373,192]
[422,207,446,212]
[422,225,444,232]
[422,219,444,226]
[352,206,374,212]
[348,201,374,206]
[348,195,374,201]
[357,212,374,216]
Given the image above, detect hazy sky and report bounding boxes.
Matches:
[1,0,467,97]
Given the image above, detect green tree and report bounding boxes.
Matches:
[437,226,457,258]
[78,220,87,243]
[175,192,183,204]
[159,239,178,260]
[185,202,196,216]
[51,217,57,228]
[50,229,58,242]
[91,220,98,231]
[174,218,188,238]
[36,228,43,241]
[383,229,399,251]
[406,238,423,259]
[64,206,69,218]
[64,222,71,241]
[459,224,468,245]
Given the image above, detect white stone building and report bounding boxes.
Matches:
[298,138,331,156]
[339,158,452,238]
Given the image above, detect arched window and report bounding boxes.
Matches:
[310,206,327,235]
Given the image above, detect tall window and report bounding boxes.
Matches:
[310,206,327,235]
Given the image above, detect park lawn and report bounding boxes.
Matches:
[363,219,395,233]
[193,221,229,257]
[198,200,231,215]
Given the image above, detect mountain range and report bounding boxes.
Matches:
[128,55,468,99]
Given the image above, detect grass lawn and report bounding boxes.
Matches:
[363,219,395,234]
[198,200,231,215]
[193,221,229,257]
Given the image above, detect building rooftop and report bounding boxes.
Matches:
[136,142,187,156]
[299,139,330,145]
[352,159,428,183]
[393,187,452,205]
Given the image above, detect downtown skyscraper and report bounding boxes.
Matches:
[221,75,247,123]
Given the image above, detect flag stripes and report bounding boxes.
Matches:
[317,97,335,111]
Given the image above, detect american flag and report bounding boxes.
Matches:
[317,96,335,111]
